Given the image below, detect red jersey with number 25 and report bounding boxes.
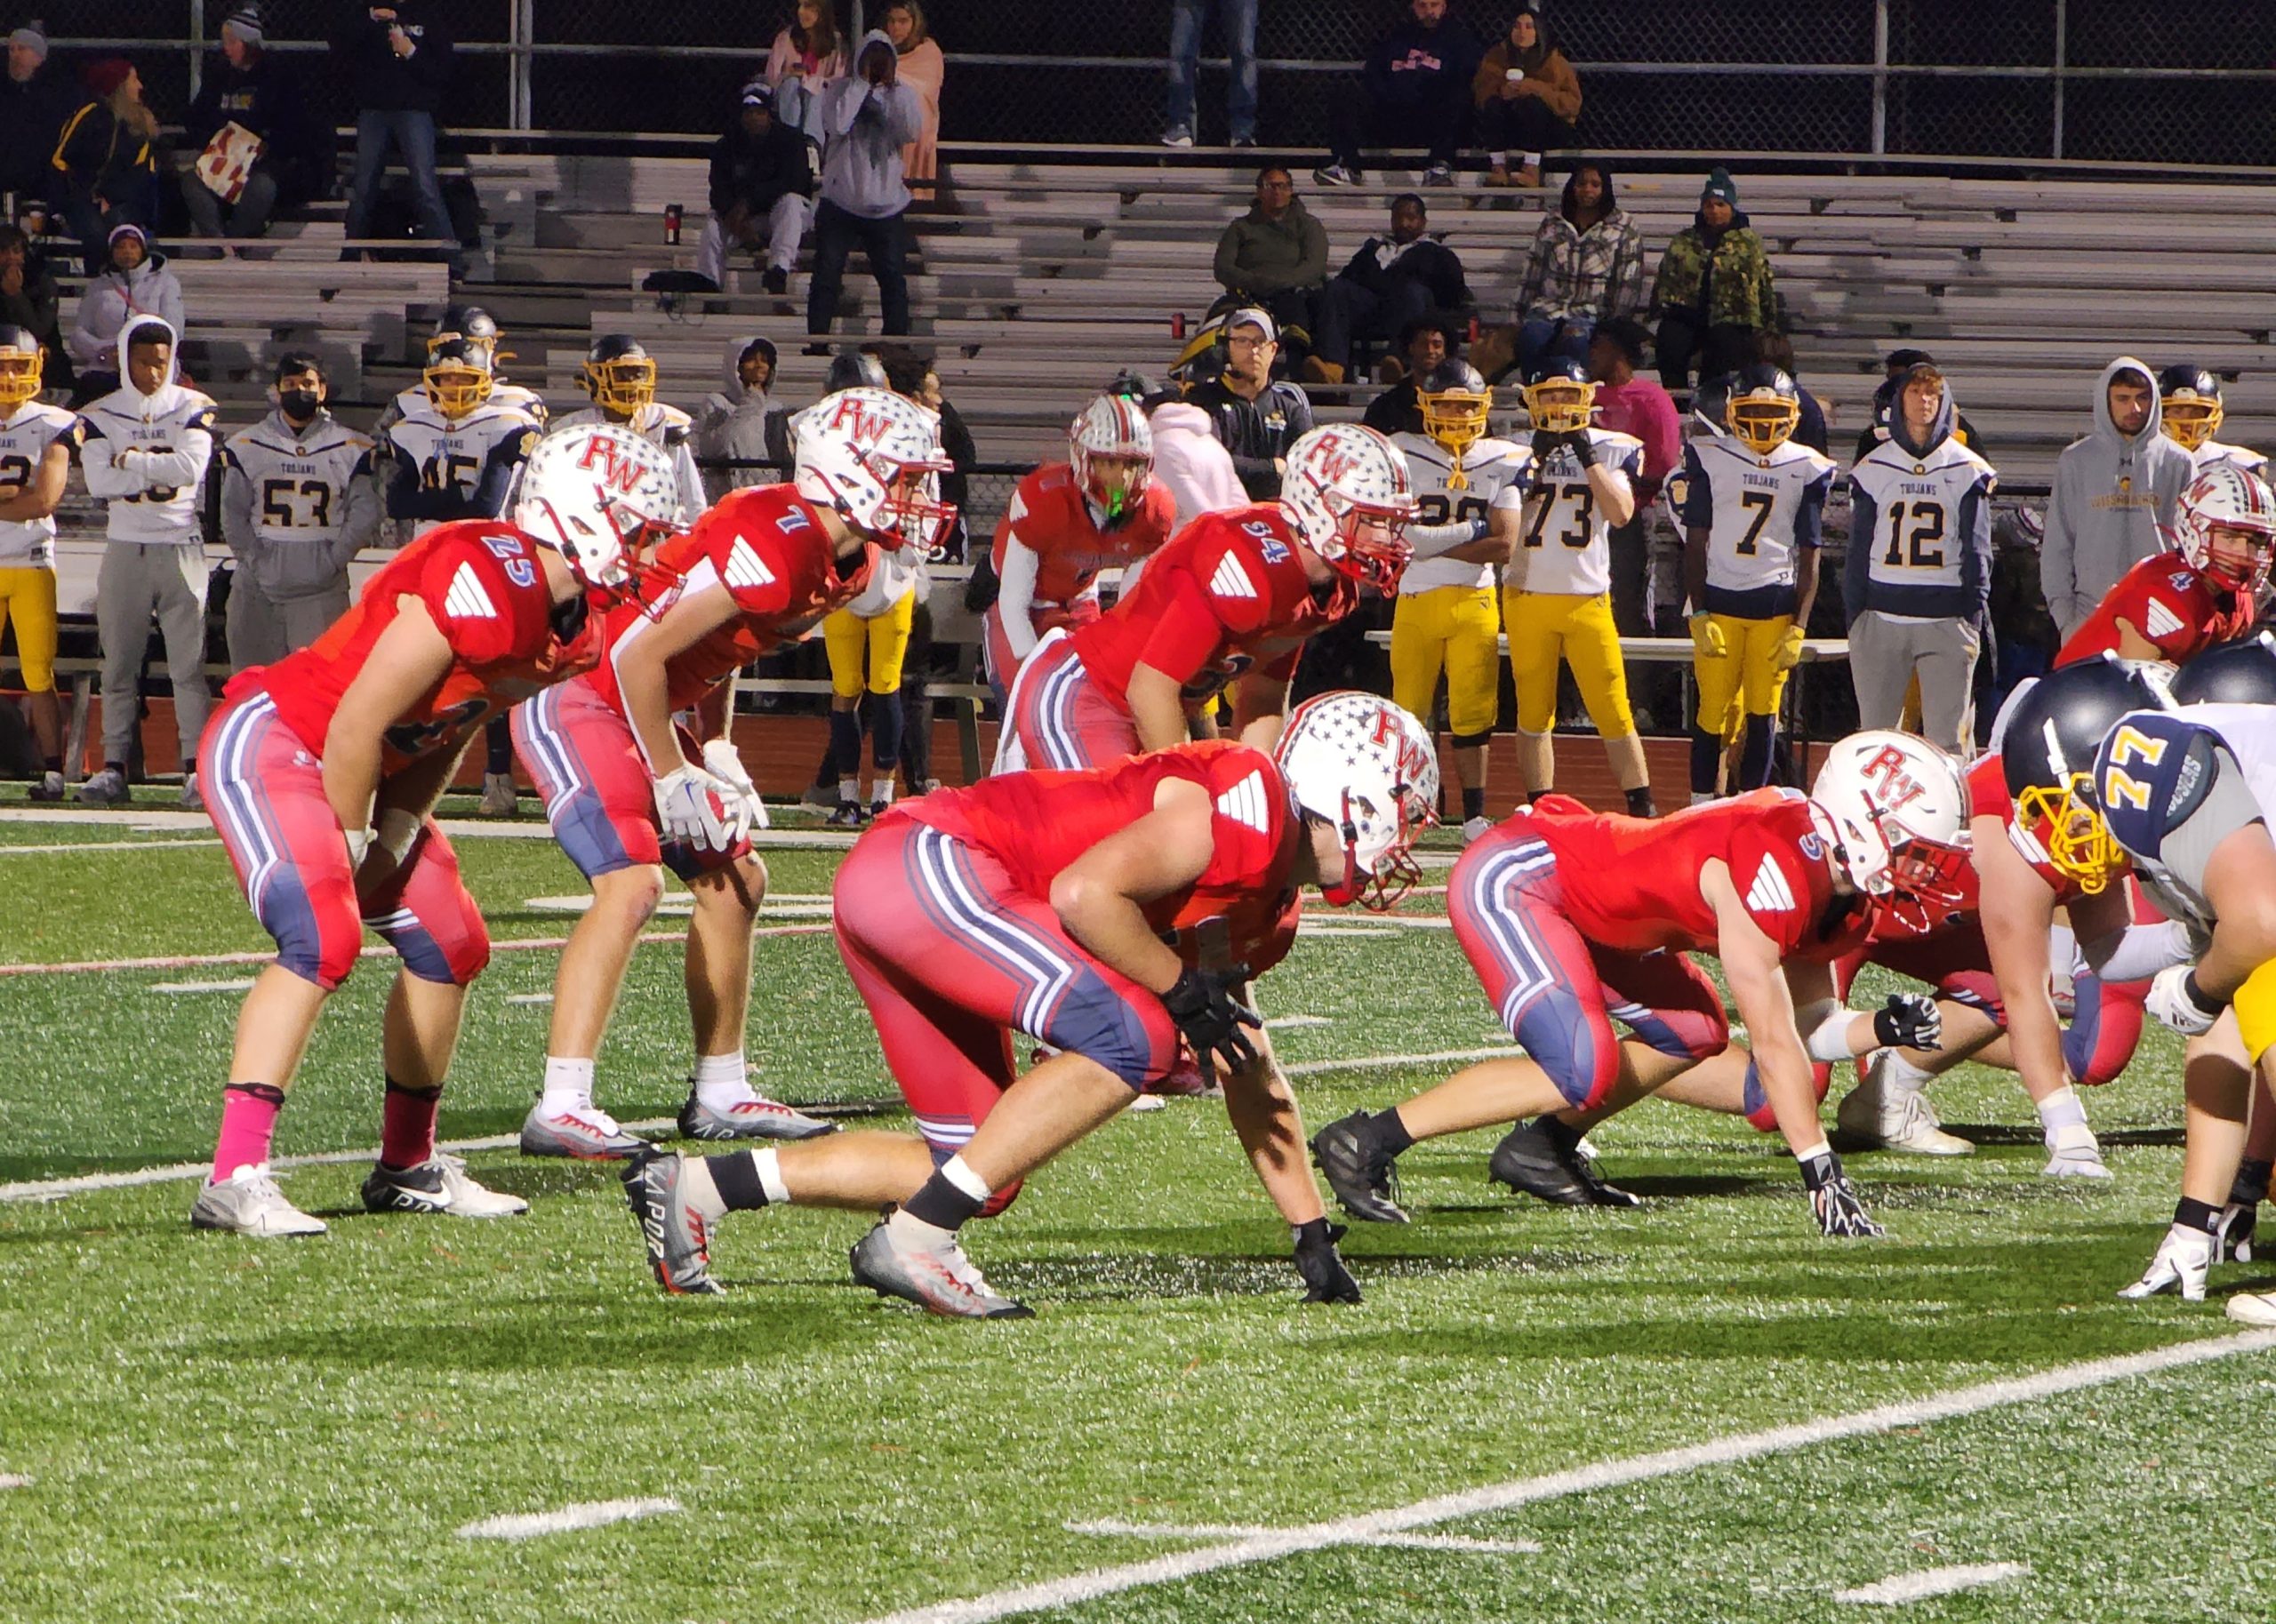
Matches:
[1067,503,1358,705]
[991,461,1177,608]
[585,484,874,716]
[894,739,1305,975]
[1511,788,1865,960]
[2056,551,2250,667]
[244,518,598,772]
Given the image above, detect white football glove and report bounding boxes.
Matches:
[2146,964,2222,1036]
[2041,1122,2112,1180]
[701,737,767,830]
[653,764,748,854]
[2117,1222,2211,1301]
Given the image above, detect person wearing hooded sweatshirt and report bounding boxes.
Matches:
[697,79,813,297]
[75,316,218,808]
[807,30,921,341]
[1478,159,1642,381]
[1314,0,1483,190]
[1146,388,1245,532]
[695,335,792,495]
[1649,169,1776,391]
[1471,3,1581,188]
[2040,356,2196,640]
[1212,166,1329,364]
[1843,362,1996,755]
[50,57,164,274]
[2,22,77,209]
[67,223,181,406]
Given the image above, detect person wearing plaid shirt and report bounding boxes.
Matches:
[1475,161,1644,384]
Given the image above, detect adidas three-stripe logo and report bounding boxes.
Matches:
[443,562,497,620]
[1209,553,1258,600]
[1214,769,1270,832]
[2141,596,2184,640]
[725,536,777,590]
[1744,855,1797,914]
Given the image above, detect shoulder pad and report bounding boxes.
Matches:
[2094,715,2227,862]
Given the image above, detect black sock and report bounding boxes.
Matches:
[41,754,61,773]
[485,716,513,776]
[1739,715,1775,789]
[904,1170,984,1231]
[105,760,126,775]
[709,1149,772,1212]
[1624,786,1657,817]
[182,756,195,777]
[1689,726,1721,797]
[1461,787,1486,821]
[2235,1158,2273,1204]
[2176,1196,2223,1234]
[1374,1108,1414,1156]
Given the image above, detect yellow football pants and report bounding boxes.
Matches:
[0,565,58,692]
[1692,612,1795,740]
[1390,584,1501,738]
[1503,588,1635,738]
[824,591,917,698]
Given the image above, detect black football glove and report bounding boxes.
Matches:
[1293,1216,1362,1304]
[1528,428,1568,468]
[1871,991,1943,1052]
[1567,430,1598,469]
[1800,1148,1885,1238]
[1161,964,1262,1075]
[2216,1201,2258,1266]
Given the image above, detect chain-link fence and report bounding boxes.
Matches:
[41,2,2276,165]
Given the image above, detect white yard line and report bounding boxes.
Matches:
[0,1474,28,1490]
[0,839,221,855]
[1265,1014,1332,1029]
[0,807,856,848]
[1835,1563,2031,1604]
[503,992,555,1005]
[1067,1519,1538,1554]
[0,922,829,979]
[854,1332,2276,1624]
[151,979,258,995]
[1282,1046,1519,1078]
[457,1497,681,1540]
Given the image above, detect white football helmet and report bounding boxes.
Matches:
[514,422,681,594]
[1275,691,1439,910]
[1069,392,1153,523]
[1807,730,1971,906]
[1278,424,1416,592]
[793,386,958,554]
[2171,462,2276,594]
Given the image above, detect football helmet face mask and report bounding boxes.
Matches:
[2159,364,2224,452]
[1807,731,1971,914]
[2000,656,2175,895]
[581,334,658,419]
[0,324,43,410]
[1520,356,1596,436]
[1275,691,1439,911]
[514,423,682,598]
[421,337,493,420]
[2173,629,2276,707]
[429,304,502,367]
[1278,424,1416,593]
[792,386,958,555]
[1726,364,1801,457]
[1068,392,1153,524]
[2172,462,2276,594]
[1416,359,1492,489]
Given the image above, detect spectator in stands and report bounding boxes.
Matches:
[1843,363,1995,755]
[1476,159,1642,382]
[68,225,181,407]
[218,353,380,669]
[1471,4,1580,188]
[75,316,217,808]
[51,58,164,275]
[333,4,460,267]
[1211,166,1328,364]
[180,7,319,244]
[1185,306,1314,500]
[882,3,942,200]
[1315,0,1483,190]
[1746,331,1827,454]
[1854,347,1985,462]
[1361,310,1457,429]
[1648,169,1775,391]
[697,78,813,296]
[2040,356,2195,640]
[2,22,75,212]
[1307,192,1468,386]
[765,0,845,152]
[695,335,791,492]
[1587,316,1682,684]
[1146,385,1245,530]
[807,31,920,343]
[1162,0,1257,148]
[0,224,68,396]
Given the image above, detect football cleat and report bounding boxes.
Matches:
[2119,1224,2213,1301]
[76,765,129,804]
[825,802,870,828]
[1835,1055,1974,1156]
[849,1217,1032,1319]
[677,1092,836,1142]
[178,772,204,812]
[2042,1122,2113,1180]
[2225,1291,2276,1327]
[28,769,65,802]
[1461,814,1493,844]
[520,1103,648,1160]
[190,1163,327,1237]
[1488,1116,1639,1207]
[621,1149,724,1295]
[1310,1110,1409,1224]
[477,772,517,816]
[361,1153,529,1218]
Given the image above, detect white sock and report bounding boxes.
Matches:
[751,1147,790,1205]
[679,1153,727,1221]
[540,1056,595,1117]
[870,778,896,809]
[1520,149,1543,168]
[837,775,859,804]
[2037,1084,2089,1142]
[1690,790,1715,807]
[693,1051,757,1110]
[1880,1049,1932,1099]
[886,1205,958,1252]
[940,1152,992,1204]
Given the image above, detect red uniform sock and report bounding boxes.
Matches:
[212,1083,286,1180]
[379,1080,443,1171]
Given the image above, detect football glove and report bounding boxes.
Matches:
[1800,1148,1885,1238]
[1770,625,1807,673]
[1529,429,1577,468]
[1687,612,1727,660]
[700,737,768,831]
[2042,1122,2112,1180]
[653,763,747,854]
[1293,1217,1361,1304]
[2146,964,2223,1036]
[1160,964,1262,1075]
[1872,992,1943,1052]
[2216,1201,2257,1266]
[2118,1222,2212,1301]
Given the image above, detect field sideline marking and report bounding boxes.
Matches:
[457,1497,681,1540]
[852,1330,2276,1624]
[0,839,221,855]
[0,922,830,978]
[1067,1518,1539,1555]
[1835,1563,2029,1604]
[0,1474,28,1490]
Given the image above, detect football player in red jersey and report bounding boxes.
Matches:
[982,393,1178,699]
[509,388,954,1158]
[621,692,1439,1316]
[2055,464,2273,668]
[1313,731,1969,1239]
[998,423,1415,770]
[190,424,684,1238]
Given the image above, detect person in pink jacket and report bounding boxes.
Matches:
[881,2,942,196]
[764,0,845,150]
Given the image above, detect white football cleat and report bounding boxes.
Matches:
[2119,1223,2212,1301]
[2042,1122,2112,1180]
[190,1164,327,1237]
[1836,1054,1973,1155]
[2224,1291,2276,1327]
[1461,814,1493,844]
[362,1153,529,1219]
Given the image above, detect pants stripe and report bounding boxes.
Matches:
[1467,840,1559,1032]
[910,825,1077,1038]
[211,694,285,917]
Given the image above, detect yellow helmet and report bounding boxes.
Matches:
[0,324,43,410]
[1726,364,1801,457]
[2159,364,2223,453]
[421,337,495,420]
[1416,359,1492,489]
[580,334,657,419]
[1519,357,1596,436]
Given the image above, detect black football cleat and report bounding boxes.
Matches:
[1310,1111,1410,1224]
[1487,1116,1639,1208]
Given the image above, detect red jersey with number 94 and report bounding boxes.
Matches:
[239,519,599,772]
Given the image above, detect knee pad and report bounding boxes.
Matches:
[1449,729,1492,751]
[267,886,362,994]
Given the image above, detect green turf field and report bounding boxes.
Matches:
[2,804,2271,1624]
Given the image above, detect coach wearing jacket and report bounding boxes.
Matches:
[1186,307,1314,500]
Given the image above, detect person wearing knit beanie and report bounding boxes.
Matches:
[221,6,263,49]
[7,21,47,68]
[53,56,160,274]
[1700,167,1738,209]
[84,57,135,100]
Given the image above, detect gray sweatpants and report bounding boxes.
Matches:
[226,574,349,672]
[97,541,212,768]
[696,193,811,284]
[1847,609,1979,755]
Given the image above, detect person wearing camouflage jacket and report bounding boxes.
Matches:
[1648,167,1776,389]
